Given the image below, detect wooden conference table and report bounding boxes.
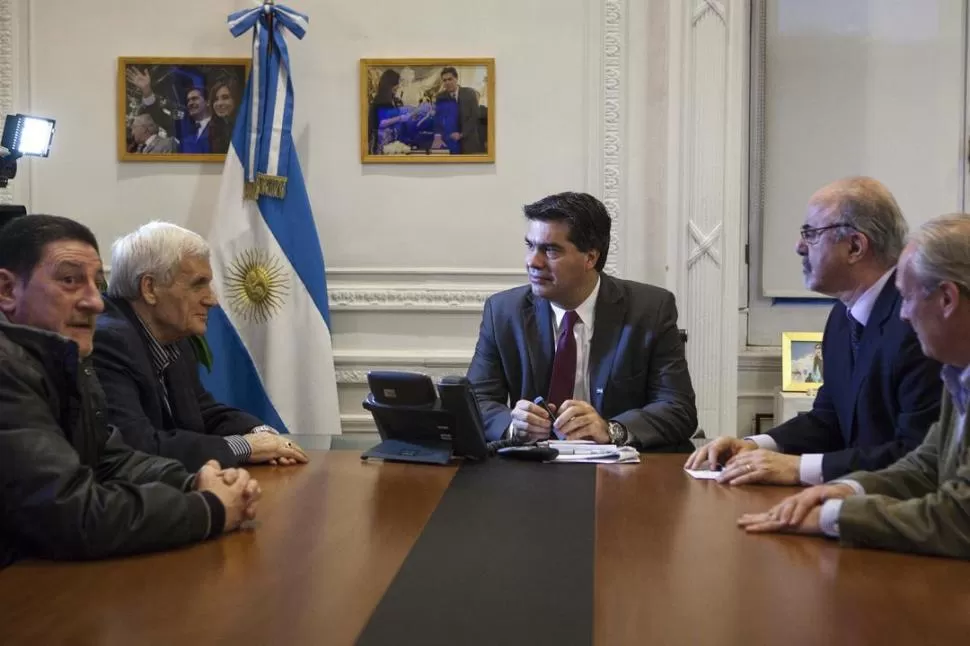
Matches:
[1,452,968,645]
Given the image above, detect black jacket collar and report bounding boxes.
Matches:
[0,312,82,380]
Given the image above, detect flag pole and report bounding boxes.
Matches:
[263,0,275,95]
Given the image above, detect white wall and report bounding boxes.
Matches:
[2,0,771,443]
[25,0,599,271]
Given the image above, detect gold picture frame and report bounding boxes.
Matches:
[118,57,250,162]
[359,58,495,164]
[781,332,825,392]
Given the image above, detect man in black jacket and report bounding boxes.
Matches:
[686,177,942,485]
[93,221,308,472]
[0,215,259,567]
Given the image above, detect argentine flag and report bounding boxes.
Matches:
[201,3,340,437]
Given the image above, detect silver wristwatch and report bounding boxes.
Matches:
[251,424,279,435]
[607,421,628,445]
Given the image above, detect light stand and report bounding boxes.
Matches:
[0,114,56,220]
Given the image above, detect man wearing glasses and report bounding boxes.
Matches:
[740,214,970,560]
[687,177,942,486]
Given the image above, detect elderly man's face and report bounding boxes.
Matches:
[0,240,104,357]
[131,120,150,144]
[897,244,950,362]
[146,255,217,342]
[795,199,856,295]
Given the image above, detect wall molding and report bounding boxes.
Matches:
[341,413,379,435]
[326,267,525,281]
[326,266,524,312]
[103,265,524,312]
[329,288,493,312]
[585,0,626,277]
[334,349,471,384]
[738,348,780,371]
[667,0,748,437]
[601,0,624,276]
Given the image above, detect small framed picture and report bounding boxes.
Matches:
[359,58,495,163]
[118,57,250,162]
[781,332,825,392]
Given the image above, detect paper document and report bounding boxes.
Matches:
[544,441,640,464]
[684,468,721,480]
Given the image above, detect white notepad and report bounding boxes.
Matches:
[544,441,640,464]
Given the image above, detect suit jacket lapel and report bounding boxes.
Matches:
[847,272,899,440]
[588,276,626,412]
[164,351,204,431]
[523,294,555,400]
[111,297,169,426]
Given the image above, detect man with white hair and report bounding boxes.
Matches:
[93,222,308,471]
[130,113,176,154]
[687,177,941,485]
[739,213,970,560]
[0,215,260,566]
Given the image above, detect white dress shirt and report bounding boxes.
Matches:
[195,116,211,138]
[747,268,895,485]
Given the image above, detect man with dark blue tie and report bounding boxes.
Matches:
[467,192,697,449]
[687,177,942,485]
[739,214,970,560]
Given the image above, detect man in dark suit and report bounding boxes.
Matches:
[687,177,942,485]
[433,66,484,154]
[93,222,308,472]
[740,214,970,560]
[467,192,697,449]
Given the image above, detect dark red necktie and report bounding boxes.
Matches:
[547,310,579,408]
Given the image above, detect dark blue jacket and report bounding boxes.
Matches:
[93,297,261,471]
[768,273,942,480]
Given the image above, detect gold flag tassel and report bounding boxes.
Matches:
[243,181,260,201]
[256,173,288,199]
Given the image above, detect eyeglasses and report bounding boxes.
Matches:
[799,223,855,244]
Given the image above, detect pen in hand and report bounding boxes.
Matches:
[533,396,566,440]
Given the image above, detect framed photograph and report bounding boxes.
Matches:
[118,57,250,162]
[359,58,495,163]
[781,332,825,392]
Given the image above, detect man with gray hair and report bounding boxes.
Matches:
[93,221,308,471]
[740,213,970,560]
[0,214,259,566]
[687,177,941,485]
[130,113,176,154]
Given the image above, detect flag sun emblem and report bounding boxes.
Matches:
[226,249,290,323]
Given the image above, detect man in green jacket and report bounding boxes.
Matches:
[739,213,970,560]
